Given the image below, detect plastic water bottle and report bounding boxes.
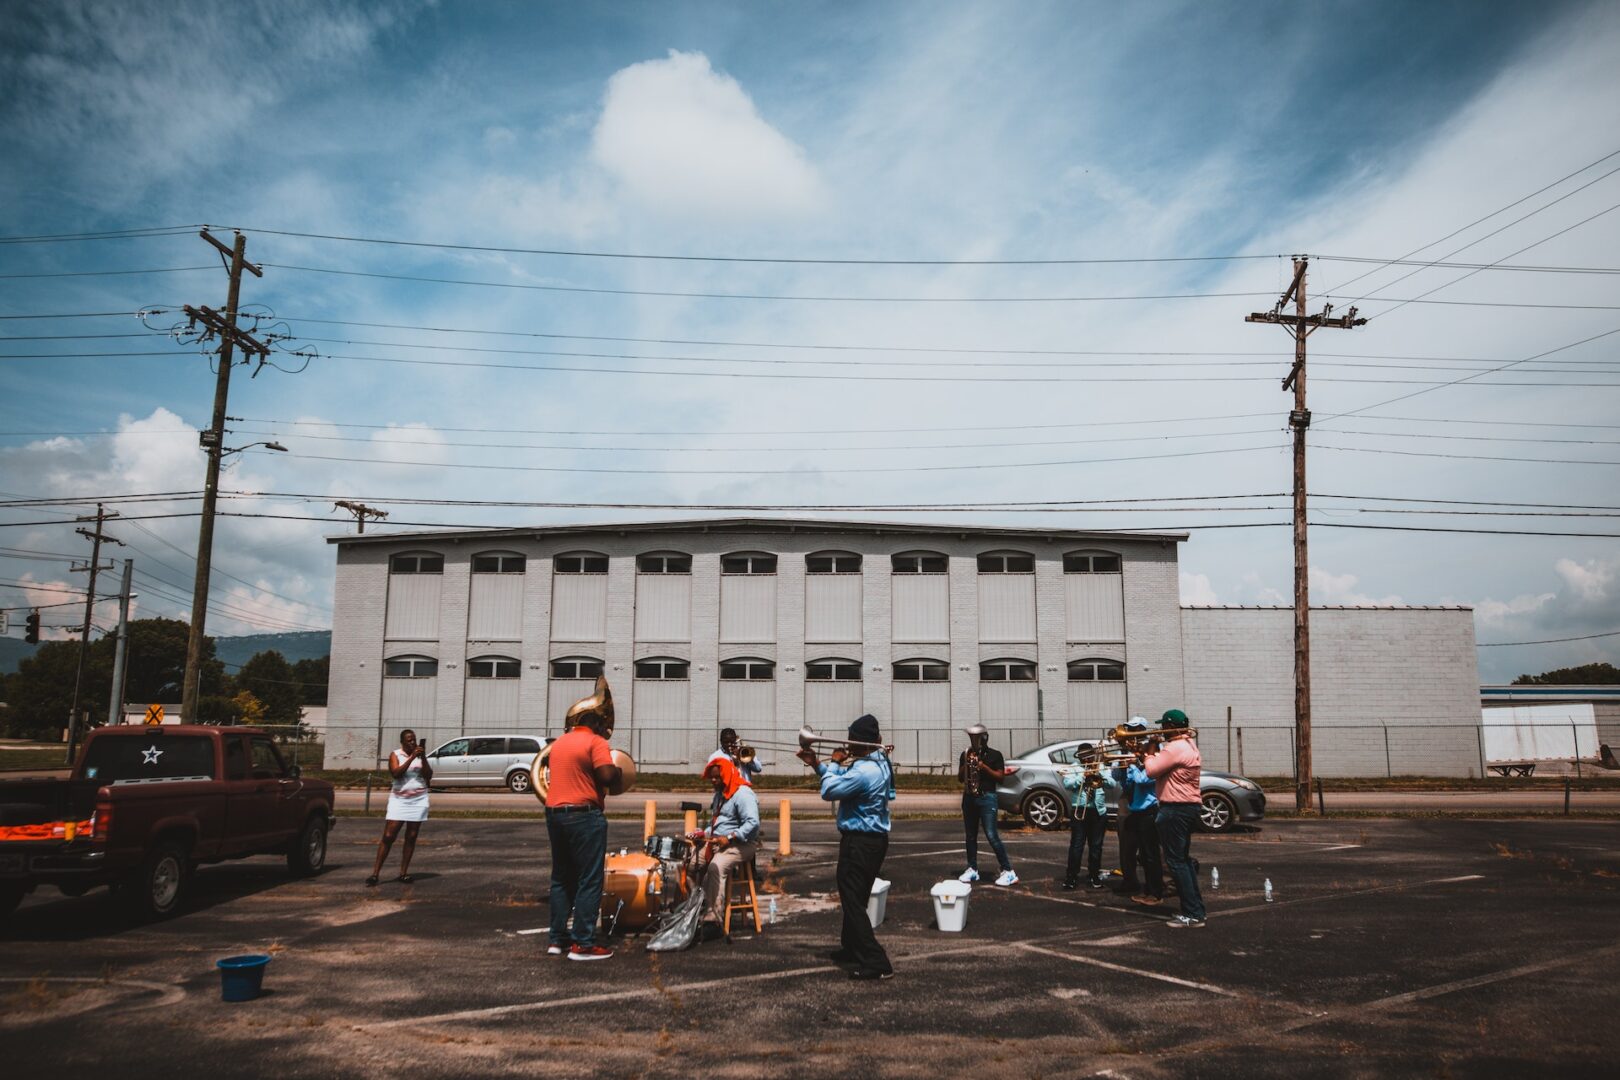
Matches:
[1264,878,1274,902]
[768,896,778,924]
[1211,867,1220,890]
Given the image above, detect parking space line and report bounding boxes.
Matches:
[1210,873,1484,918]
[1014,942,1243,997]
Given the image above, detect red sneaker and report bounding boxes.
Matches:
[568,944,614,962]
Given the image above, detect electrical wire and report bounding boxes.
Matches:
[1477,630,1620,646]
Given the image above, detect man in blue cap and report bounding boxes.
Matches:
[798,713,895,980]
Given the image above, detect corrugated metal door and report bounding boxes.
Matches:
[635,574,692,641]
[548,678,592,728]
[980,682,1038,724]
[720,576,776,642]
[893,682,951,770]
[978,575,1036,641]
[468,575,523,640]
[632,678,691,764]
[805,680,864,730]
[465,678,520,727]
[551,574,608,640]
[1067,682,1127,724]
[719,680,777,764]
[892,576,949,641]
[1066,575,1125,640]
[385,575,441,639]
[382,676,436,724]
[805,574,861,642]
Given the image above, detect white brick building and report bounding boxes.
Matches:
[325,518,1483,775]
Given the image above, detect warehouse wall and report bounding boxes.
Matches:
[1180,606,1481,777]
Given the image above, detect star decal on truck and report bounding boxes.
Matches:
[141,745,164,765]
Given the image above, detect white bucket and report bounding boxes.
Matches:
[930,879,971,932]
[866,877,891,928]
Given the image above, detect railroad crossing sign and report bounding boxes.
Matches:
[144,704,164,726]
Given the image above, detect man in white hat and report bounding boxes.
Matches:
[956,724,1018,886]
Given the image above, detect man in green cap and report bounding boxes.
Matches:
[1143,708,1205,928]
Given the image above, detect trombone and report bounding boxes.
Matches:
[739,725,897,763]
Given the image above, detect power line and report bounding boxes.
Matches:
[1477,630,1620,647]
[0,225,202,245]
[0,266,212,280]
[1317,443,1620,467]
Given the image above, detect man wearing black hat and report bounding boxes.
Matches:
[797,713,896,980]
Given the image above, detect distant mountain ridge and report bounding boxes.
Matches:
[0,630,331,675]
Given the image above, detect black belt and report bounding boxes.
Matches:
[548,804,599,812]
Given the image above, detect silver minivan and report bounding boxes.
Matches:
[425,735,549,792]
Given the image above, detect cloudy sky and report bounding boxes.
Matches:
[1,0,1617,682]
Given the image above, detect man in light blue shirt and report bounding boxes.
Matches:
[798,713,894,980]
[698,757,761,929]
[1062,765,1116,889]
[1112,719,1166,905]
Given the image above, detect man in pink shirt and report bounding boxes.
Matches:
[1142,708,1205,928]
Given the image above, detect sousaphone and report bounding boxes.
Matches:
[529,675,637,803]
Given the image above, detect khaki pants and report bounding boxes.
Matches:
[702,839,759,924]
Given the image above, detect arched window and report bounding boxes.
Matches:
[550,656,604,679]
[807,551,861,574]
[635,656,690,680]
[980,658,1037,682]
[1064,550,1122,574]
[471,551,526,574]
[806,658,862,681]
[893,658,950,682]
[719,657,775,681]
[721,552,777,575]
[1068,658,1126,682]
[892,551,948,574]
[383,655,438,677]
[637,551,691,574]
[977,550,1034,574]
[390,552,444,575]
[467,655,520,679]
[554,551,609,574]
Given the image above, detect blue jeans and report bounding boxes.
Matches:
[546,806,608,947]
[1156,802,1205,921]
[962,792,1012,873]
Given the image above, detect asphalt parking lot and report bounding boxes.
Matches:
[3,816,1619,1079]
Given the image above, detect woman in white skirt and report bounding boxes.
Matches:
[367,729,432,886]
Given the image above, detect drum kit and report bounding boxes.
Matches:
[601,834,698,933]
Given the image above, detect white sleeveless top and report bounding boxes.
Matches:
[390,749,429,799]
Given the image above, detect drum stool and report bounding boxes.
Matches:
[723,858,763,935]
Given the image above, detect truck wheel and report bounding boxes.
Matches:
[123,841,189,920]
[288,814,329,877]
[0,881,25,916]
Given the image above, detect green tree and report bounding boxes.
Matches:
[1513,662,1620,685]
[292,655,329,707]
[234,650,302,726]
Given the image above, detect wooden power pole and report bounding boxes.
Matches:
[1245,257,1365,812]
[180,230,270,724]
[67,503,121,763]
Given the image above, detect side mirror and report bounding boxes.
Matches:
[288,764,302,779]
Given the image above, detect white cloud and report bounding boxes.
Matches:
[1554,557,1612,605]
[589,50,824,220]
[1179,571,1219,606]
[1308,567,1404,607]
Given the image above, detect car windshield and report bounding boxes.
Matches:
[81,735,215,783]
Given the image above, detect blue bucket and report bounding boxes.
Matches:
[216,954,272,1002]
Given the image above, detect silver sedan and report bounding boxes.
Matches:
[995,739,1267,833]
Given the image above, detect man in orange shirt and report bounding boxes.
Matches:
[1143,708,1205,928]
[545,679,622,961]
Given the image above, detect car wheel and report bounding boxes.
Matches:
[1021,789,1066,831]
[507,770,532,794]
[288,814,328,877]
[122,841,188,920]
[1200,792,1237,833]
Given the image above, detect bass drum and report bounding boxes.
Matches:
[601,852,669,932]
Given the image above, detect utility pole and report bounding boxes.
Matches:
[334,500,389,533]
[67,504,121,763]
[106,558,135,727]
[180,230,269,724]
[1245,256,1365,812]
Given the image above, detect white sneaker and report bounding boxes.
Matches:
[958,868,980,883]
[994,869,1019,887]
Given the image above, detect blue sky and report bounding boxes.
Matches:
[2,0,1618,682]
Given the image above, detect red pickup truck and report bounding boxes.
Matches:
[0,725,335,920]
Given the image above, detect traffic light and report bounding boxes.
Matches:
[24,609,41,644]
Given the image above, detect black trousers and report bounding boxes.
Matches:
[1065,807,1107,883]
[1119,808,1165,897]
[836,831,891,973]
